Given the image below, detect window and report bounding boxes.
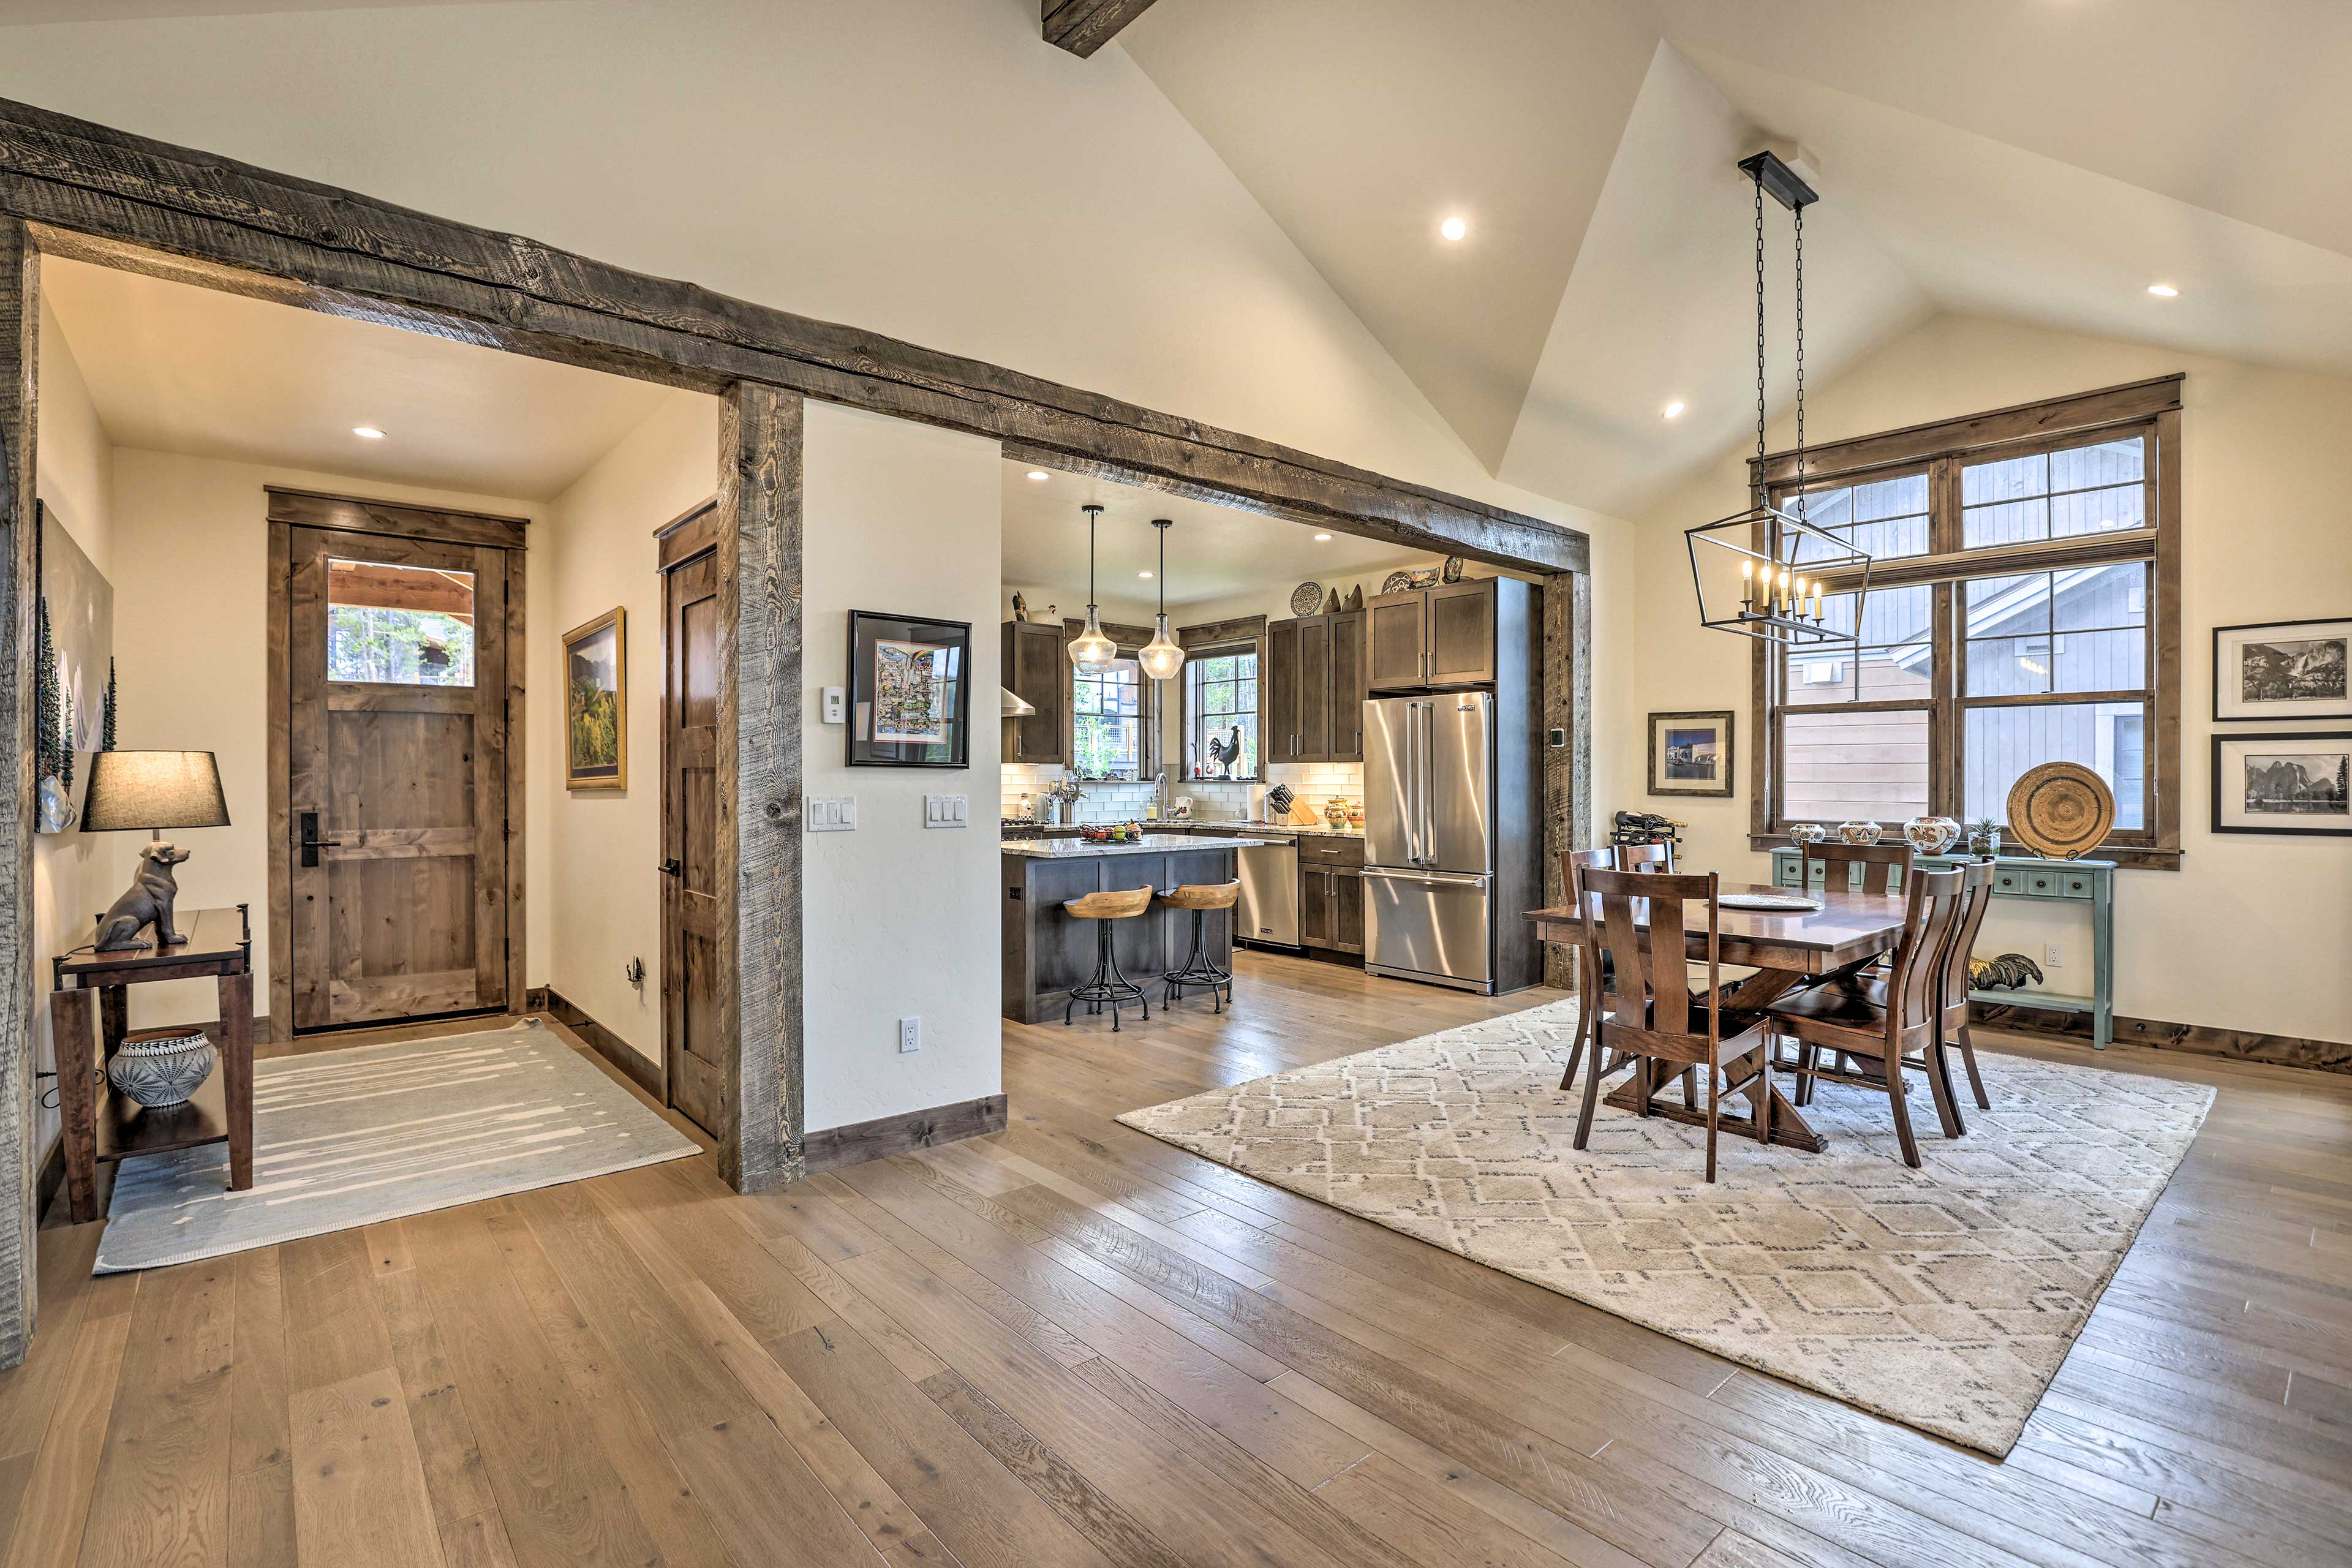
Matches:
[1184,644,1260,781]
[327,559,475,685]
[1753,379,2180,865]
[1072,655,1145,780]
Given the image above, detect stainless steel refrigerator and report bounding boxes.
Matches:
[1362,691,1496,992]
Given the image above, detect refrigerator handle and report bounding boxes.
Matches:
[1418,700,1436,866]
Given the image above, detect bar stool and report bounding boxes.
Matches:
[1063,886,1155,1031]
[1161,880,1240,1012]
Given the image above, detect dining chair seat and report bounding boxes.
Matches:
[1766,979,1891,1028]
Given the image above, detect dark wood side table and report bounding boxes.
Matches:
[50,905,256,1224]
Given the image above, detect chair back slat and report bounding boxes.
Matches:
[1804,840,1913,895]
[1614,842,1676,873]
[1939,861,1996,1020]
[1574,865,1718,1055]
[1885,867,1964,1030]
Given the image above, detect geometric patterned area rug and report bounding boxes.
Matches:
[1117,998,2214,1456]
[96,1019,698,1274]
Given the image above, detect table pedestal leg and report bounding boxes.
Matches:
[217,971,255,1192]
[48,988,99,1224]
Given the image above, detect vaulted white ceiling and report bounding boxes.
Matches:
[1124,0,2352,518]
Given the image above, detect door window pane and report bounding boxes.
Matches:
[1782,708,1930,825]
[327,559,475,685]
[1964,702,2146,829]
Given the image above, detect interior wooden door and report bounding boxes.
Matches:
[662,548,725,1137]
[287,527,508,1029]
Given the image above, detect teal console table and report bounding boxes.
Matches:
[1770,847,2116,1047]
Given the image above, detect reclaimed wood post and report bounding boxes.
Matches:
[0,219,35,1366]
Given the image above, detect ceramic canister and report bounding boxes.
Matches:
[1836,820,1884,845]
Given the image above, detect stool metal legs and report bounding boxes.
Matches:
[1163,907,1232,1012]
[1066,918,1148,1031]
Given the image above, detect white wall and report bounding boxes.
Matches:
[540,392,718,1063]
[104,449,548,1030]
[1626,314,2352,1047]
[31,300,114,1170]
[805,403,1005,1131]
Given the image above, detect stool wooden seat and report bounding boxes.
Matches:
[1063,886,1156,1030]
[1161,881,1240,1012]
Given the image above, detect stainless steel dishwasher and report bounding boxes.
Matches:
[1192,824,1298,949]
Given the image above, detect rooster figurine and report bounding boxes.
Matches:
[1207,725,1246,780]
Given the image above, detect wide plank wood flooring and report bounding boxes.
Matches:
[4,952,2350,1566]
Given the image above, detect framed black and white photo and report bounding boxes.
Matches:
[1647,710,1734,797]
[2211,731,2351,837]
[2212,617,2351,721]
[847,610,971,768]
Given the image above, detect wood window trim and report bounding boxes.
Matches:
[1747,386,2183,870]
[1175,620,1270,785]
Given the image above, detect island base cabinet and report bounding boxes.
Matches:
[1003,849,1237,1023]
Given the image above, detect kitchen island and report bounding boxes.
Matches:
[1001,835,1282,1023]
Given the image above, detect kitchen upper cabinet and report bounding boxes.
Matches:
[1367,578,1501,690]
[1265,611,1365,765]
[1001,620,1069,765]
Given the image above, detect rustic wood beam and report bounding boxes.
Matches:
[1042,0,1159,58]
[0,219,34,1369]
[0,96,1581,576]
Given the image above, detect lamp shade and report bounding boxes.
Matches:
[80,750,231,833]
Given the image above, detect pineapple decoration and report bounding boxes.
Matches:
[34,596,75,833]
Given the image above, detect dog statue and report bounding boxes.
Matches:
[94,841,193,952]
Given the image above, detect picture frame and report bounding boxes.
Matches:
[2212,617,2351,722]
[562,607,627,791]
[2211,730,2351,837]
[848,609,971,768]
[1648,710,1734,797]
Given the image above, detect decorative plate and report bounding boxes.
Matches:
[1381,571,1414,595]
[1442,556,1464,584]
[2007,762,2115,859]
[1290,581,1324,617]
[1719,892,1823,912]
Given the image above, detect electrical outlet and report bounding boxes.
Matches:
[2045,941,2063,967]
[897,1016,921,1054]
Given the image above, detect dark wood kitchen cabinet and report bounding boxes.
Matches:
[1265,610,1364,765]
[1001,619,1069,765]
[1368,577,1511,690]
[1300,864,1365,955]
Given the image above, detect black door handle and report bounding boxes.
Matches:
[298,811,342,868]
[659,859,684,878]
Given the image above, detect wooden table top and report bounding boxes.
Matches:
[55,906,252,982]
[1527,884,1907,974]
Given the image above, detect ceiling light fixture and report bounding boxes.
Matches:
[1439,216,1468,242]
[1137,519,1186,682]
[1313,532,1333,541]
[1684,150,1869,649]
[1066,505,1120,673]
[352,426,386,440]
[1663,401,1686,420]
[1138,571,1153,579]
[2147,283,2179,298]
[1025,469,1050,480]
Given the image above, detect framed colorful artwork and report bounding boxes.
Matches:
[848,610,971,767]
[562,607,627,790]
[1647,710,1734,797]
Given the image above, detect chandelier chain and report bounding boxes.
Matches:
[1793,197,1807,519]
[1753,171,1767,468]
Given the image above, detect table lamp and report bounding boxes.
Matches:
[80,750,231,952]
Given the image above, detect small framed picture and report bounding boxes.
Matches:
[1648,710,1734,797]
[562,608,626,790]
[848,610,971,768]
[2211,731,2351,837]
[2213,617,2351,721]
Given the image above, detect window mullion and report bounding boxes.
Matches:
[1926,455,1963,821]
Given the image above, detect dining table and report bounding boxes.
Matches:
[1525,883,1910,1153]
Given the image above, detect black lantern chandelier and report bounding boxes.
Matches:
[1685,150,1868,647]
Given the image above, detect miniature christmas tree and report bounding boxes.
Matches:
[33,596,58,782]
[101,657,118,751]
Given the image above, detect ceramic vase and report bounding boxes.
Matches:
[1902,815,1962,855]
[1836,820,1883,845]
[107,1027,216,1109]
[1787,823,1828,846]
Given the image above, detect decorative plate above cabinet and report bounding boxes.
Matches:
[1290,581,1324,617]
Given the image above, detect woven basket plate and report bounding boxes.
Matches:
[2006,761,2115,859]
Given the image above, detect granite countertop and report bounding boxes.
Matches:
[1175,819,1364,839]
[1001,834,1287,859]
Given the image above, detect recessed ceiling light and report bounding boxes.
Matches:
[1439,216,1468,243]
[1025,469,1050,480]
[352,426,386,440]
[1313,532,1333,541]
[1662,401,1686,420]
[1138,570,1153,579]
[2147,284,2179,298]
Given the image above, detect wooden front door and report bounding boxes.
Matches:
[287,527,510,1029]
[661,545,726,1136]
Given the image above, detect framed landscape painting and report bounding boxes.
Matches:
[564,607,627,790]
[1648,710,1734,797]
[2211,731,2351,837]
[2213,617,2351,721]
[848,609,970,767]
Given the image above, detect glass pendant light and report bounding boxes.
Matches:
[1066,503,1119,672]
[1137,518,1186,682]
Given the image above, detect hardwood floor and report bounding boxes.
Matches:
[2,953,2348,1566]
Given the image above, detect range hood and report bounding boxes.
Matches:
[1000,685,1037,718]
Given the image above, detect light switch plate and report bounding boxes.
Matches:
[809,796,856,831]
[924,794,968,828]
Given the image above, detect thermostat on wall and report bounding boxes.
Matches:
[822,686,846,725]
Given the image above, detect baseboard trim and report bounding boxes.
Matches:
[804,1094,1009,1174]
[541,987,666,1100]
[1973,1002,2350,1076]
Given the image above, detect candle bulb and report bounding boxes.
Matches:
[1776,568,1790,614]
[1740,558,1754,616]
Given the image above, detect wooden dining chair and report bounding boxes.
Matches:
[1556,848,1615,1091]
[1570,865,1775,1183]
[1767,866,1967,1167]
[1937,859,1997,1111]
[1801,840,1912,895]
[1614,841,1676,872]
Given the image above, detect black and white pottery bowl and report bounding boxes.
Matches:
[107,1027,217,1109]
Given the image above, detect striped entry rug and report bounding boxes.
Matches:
[97,1018,699,1273]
